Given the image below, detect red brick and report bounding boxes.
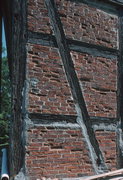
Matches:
[95,130,117,171]
[26,126,93,178]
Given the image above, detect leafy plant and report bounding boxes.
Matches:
[0,53,11,146]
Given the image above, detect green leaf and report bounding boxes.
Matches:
[0,49,11,147]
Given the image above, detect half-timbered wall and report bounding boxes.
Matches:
[9,0,123,179]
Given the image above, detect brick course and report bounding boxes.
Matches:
[71,51,117,118]
[26,126,93,179]
[9,0,121,178]
[28,0,52,34]
[27,43,117,118]
[56,0,118,48]
[27,43,76,115]
[26,127,117,179]
[95,131,117,171]
[28,0,118,49]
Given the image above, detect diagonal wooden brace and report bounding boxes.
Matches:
[45,0,108,173]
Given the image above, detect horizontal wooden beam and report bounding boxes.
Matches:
[29,113,117,127]
[28,31,118,59]
[69,0,120,15]
[90,116,117,124]
[107,0,123,6]
[29,113,77,124]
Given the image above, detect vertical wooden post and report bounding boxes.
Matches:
[0,11,2,113]
[117,9,123,168]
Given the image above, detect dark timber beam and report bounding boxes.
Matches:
[45,0,107,173]
[29,113,77,124]
[28,31,118,59]
[107,0,123,6]
[0,9,2,113]
[29,113,117,125]
[117,9,123,168]
[70,0,123,8]
[118,9,123,130]
[69,0,120,15]
[90,116,117,124]
[29,113,117,131]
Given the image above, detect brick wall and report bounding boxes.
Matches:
[28,0,118,49]
[26,126,93,180]
[27,43,76,115]
[28,0,52,34]
[56,0,118,49]
[25,126,117,179]
[9,0,123,179]
[27,0,118,118]
[25,0,119,178]
[95,131,117,171]
[71,51,117,118]
[27,41,117,118]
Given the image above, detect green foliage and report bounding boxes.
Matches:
[1,56,11,112]
[0,54,11,146]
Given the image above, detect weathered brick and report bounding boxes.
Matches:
[95,131,117,171]
[56,0,118,48]
[26,126,94,178]
[10,0,119,178]
[71,51,117,118]
[27,44,77,115]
